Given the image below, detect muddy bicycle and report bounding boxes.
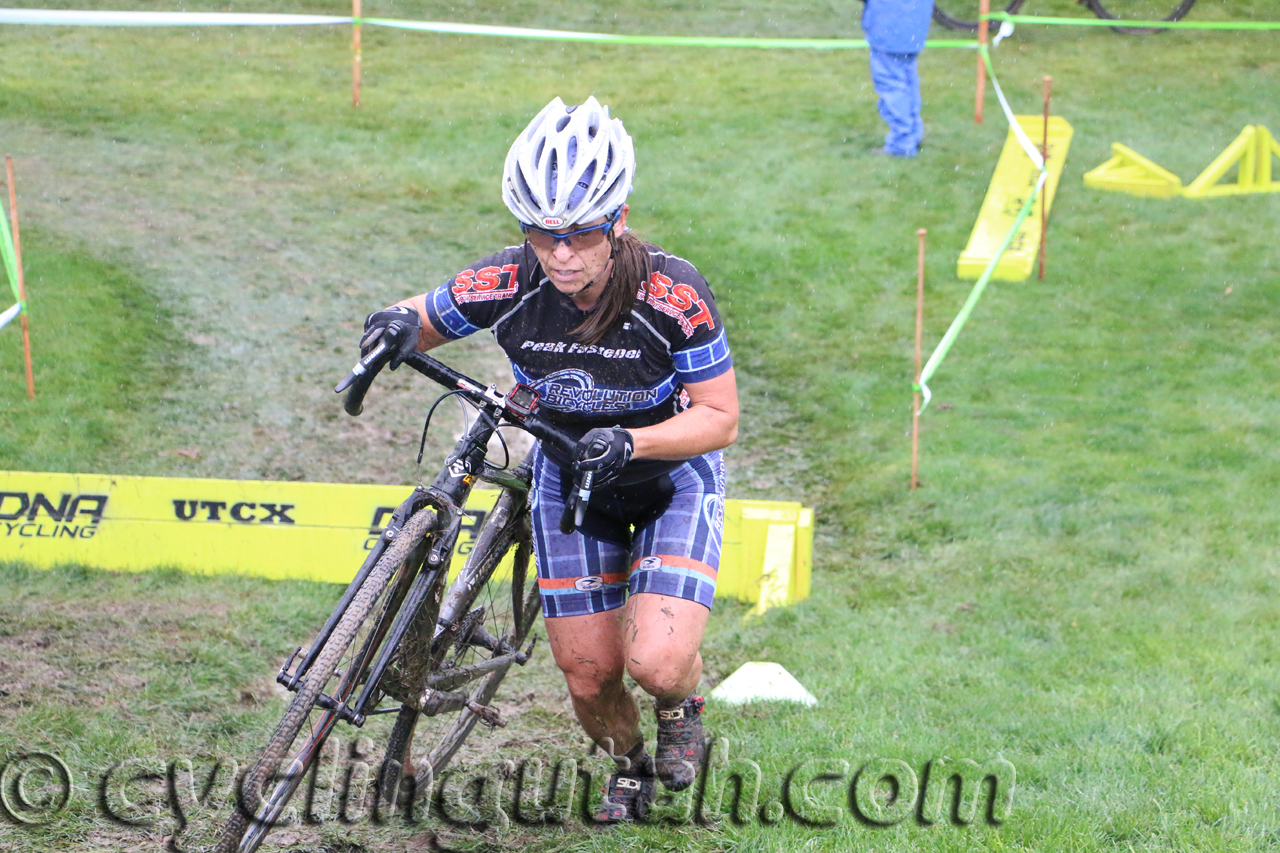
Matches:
[933,0,1198,35]
[213,318,595,852]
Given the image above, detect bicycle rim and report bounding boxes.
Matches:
[931,0,1027,33]
[213,506,440,853]
[381,485,541,806]
[1086,0,1196,34]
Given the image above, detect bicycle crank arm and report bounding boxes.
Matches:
[425,643,532,693]
[412,688,507,727]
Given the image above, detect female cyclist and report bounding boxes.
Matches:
[359,96,738,821]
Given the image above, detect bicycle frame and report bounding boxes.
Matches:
[276,349,552,728]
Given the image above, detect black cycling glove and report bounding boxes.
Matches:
[360,305,422,369]
[573,427,634,485]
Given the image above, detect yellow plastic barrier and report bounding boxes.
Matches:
[1184,125,1280,198]
[0,471,812,608]
[1084,125,1280,200]
[957,115,1074,282]
[1083,143,1184,198]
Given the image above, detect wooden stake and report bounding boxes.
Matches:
[911,228,926,491]
[975,0,989,124]
[1038,75,1052,280]
[352,0,362,108]
[5,155,34,401]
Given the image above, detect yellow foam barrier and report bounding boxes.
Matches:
[1084,125,1280,199]
[0,470,812,608]
[1083,143,1184,198]
[957,115,1074,282]
[1184,125,1280,197]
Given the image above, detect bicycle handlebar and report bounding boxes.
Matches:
[335,346,588,531]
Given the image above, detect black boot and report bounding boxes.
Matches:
[654,696,705,791]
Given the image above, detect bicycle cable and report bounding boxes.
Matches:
[417,389,472,465]
[416,389,513,473]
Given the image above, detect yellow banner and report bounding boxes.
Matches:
[0,471,812,606]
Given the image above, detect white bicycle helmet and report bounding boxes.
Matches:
[502,96,635,230]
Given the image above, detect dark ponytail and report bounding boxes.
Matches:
[570,229,652,345]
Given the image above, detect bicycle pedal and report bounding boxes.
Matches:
[465,699,507,728]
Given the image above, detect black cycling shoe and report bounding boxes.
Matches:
[596,769,656,823]
[654,695,705,791]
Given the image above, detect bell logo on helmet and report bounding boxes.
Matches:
[541,216,565,228]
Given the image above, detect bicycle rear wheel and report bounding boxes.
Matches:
[377,478,541,809]
[1086,0,1196,34]
[213,506,441,853]
[931,0,1027,33]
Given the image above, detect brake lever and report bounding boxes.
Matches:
[558,470,595,535]
[574,470,594,529]
[334,338,388,393]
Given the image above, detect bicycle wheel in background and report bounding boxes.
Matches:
[1086,0,1197,34]
[932,0,1028,33]
[213,506,440,853]
[378,479,541,808]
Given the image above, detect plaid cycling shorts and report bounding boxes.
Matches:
[528,446,725,619]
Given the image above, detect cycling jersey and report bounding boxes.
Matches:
[422,242,733,482]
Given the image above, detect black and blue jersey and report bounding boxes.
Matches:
[423,242,732,477]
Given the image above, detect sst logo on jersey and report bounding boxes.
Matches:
[453,264,519,304]
[636,272,715,339]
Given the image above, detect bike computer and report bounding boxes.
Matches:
[504,383,541,419]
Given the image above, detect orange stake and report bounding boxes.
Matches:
[975,0,989,124]
[1039,75,1052,280]
[5,155,34,401]
[911,228,926,491]
[352,0,362,108]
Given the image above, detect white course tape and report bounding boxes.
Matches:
[985,51,1045,170]
[365,17,629,41]
[0,302,21,331]
[0,9,350,26]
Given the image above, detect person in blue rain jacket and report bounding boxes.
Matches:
[861,0,934,157]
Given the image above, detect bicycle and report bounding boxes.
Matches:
[213,320,597,853]
[932,0,1198,36]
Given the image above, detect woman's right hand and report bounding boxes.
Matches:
[360,305,422,368]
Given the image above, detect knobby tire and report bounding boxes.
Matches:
[378,480,541,809]
[213,506,441,853]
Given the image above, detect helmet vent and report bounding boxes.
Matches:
[547,150,559,204]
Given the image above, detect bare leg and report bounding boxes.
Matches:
[544,609,642,756]
[622,593,709,706]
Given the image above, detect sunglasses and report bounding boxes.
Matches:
[522,210,621,252]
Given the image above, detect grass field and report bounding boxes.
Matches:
[1,0,1279,850]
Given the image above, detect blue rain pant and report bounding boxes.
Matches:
[869,49,923,157]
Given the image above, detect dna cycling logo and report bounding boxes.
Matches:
[534,369,664,414]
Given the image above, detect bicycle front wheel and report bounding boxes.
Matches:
[1085,0,1196,34]
[213,505,441,853]
[378,478,541,807]
[931,0,1027,33]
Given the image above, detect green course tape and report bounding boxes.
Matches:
[985,12,1280,30]
[915,181,1041,409]
[365,17,978,49]
[0,197,22,312]
[914,44,1043,413]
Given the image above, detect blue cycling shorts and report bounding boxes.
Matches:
[529,446,725,619]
